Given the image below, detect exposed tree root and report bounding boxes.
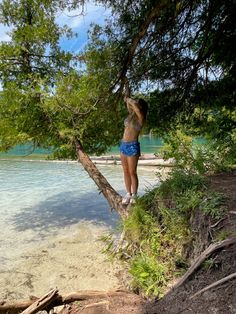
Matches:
[190,272,236,299]
[172,237,236,290]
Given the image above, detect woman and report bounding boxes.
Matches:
[120,96,148,205]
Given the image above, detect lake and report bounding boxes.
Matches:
[0,135,163,158]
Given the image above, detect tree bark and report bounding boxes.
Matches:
[75,139,128,218]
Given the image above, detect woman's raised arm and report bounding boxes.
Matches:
[124,97,144,124]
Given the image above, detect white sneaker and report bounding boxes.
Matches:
[122,193,131,205]
[130,193,137,204]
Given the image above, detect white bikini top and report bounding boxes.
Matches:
[124,116,142,131]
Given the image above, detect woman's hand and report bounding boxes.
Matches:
[125,97,140,108]
[124,98,143,124]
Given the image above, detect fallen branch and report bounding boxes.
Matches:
[172,237,236,290]
[0,289,139,314]
[21,289,58,314]
[190,272,236,299]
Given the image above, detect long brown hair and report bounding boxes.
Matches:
[138,99,148,120]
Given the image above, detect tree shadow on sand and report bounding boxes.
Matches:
[11,190,120,233]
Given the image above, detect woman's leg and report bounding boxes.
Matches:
[127,155,139,194]
[120,153,132,194]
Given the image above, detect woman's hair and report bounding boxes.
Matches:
[138,99,148,119]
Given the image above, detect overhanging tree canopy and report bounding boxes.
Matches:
[0,0,235,213]
[95,0,236,141]
[0,0,128,215]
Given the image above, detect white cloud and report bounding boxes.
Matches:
[57,2,111,53]
[0,2,110,52]
[56,2,110,30]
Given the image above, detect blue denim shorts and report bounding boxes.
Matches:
[120,140,140,157]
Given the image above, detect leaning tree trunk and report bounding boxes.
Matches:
[75,139,128,218]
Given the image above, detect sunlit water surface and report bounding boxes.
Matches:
[0,160,159,271]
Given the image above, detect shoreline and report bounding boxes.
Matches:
[0,154,175,167]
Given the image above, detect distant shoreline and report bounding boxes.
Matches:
[0,154,175,167]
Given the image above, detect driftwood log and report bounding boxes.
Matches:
[0,289,140,314]
[173,236,236,290]
[21,289,58,314]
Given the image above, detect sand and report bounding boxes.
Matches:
[0,221,124,300]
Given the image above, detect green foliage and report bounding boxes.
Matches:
[158,169,226,220]
[0,0,72,153]
[130,255,168,297]
[1,0,236,161]
[160,130,235,175]
[157,169,205,199]
[123,204,161,246]
[43,69,124,157]
[215,230,233,242]
[200,192,226,219]
[175,190,204,215]
[117,192,191,297]
[202,258,220,271]
[99,0,236,144]
[0,0,125,157]
[102,169,228,297]
[0,0,73,86]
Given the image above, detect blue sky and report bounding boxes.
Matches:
[0,2,110,53]
[57,3,110,53]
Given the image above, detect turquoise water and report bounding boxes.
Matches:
[0,143,52,156]
[0,160,158,271]
[0,135,163,157]
[0,136,206,157]
[109,135,163,154]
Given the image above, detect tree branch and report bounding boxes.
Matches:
[112,0,170,94]
[21,289,59,314]
[74,139,129,218]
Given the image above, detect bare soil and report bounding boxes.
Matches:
[59,171,236,314]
